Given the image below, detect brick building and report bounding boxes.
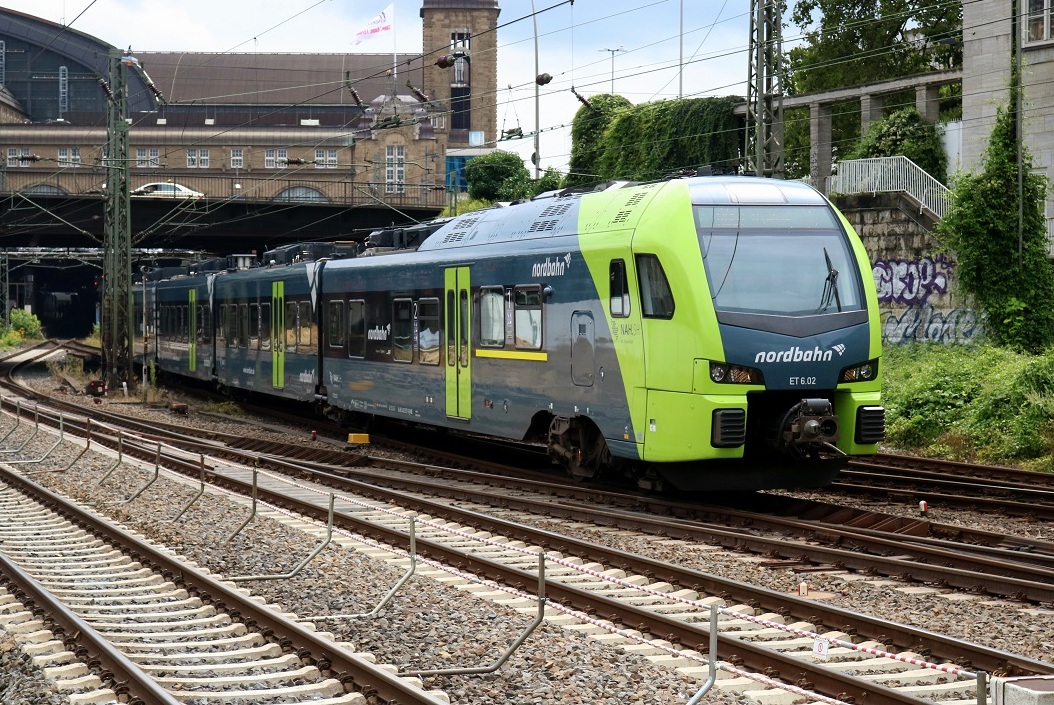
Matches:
[0,2,500,208]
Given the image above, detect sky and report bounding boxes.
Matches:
[2,0,766,176]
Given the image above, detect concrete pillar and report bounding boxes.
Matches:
[992,675,1054,705]
[861,94,884,136]
[916,84,941,123]
[810,102,833,186]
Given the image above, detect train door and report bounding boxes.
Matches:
[272,280,285,390]
[188,289,197,373]
[444,266,472,420]
[571,311,595,386]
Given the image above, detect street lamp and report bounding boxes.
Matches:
[600,46,626,94]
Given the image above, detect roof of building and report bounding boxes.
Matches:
[136,52,427,107]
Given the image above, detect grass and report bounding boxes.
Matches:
[882,342,1054,471]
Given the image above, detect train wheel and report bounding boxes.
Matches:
[548,417,608,481]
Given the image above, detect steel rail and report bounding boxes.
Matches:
[0,554,182,705]
[0,467,449,705]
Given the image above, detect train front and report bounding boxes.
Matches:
[653,178,884,490]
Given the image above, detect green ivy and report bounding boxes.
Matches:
[935,84,1054,353]
[567,96,742,185]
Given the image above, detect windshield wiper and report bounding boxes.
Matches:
[816,247,841,313]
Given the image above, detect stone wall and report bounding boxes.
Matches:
[833,193,982,345]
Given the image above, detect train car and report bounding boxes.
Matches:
[211,252,325,403]
[152,268,215,383]
[318,175,884,491]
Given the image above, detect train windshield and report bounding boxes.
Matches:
[696,205,864,316]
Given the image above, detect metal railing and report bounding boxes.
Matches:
[825,155,949,219]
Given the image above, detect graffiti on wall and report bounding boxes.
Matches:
[872,255,950,305]
[880,304,980,344]
[871,255,981,344]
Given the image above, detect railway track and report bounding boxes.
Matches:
[0,466,450,704]
[2,341,1052,705]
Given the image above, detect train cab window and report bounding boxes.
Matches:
[479,287,504,347]
[418,298,441,365]
[328,300,346,348]
[393,299,413,362]
[636,255,675,319]
[514,286,543,349]
[348,300,366,358]
[260,303,271,350]
[610,260,631,318]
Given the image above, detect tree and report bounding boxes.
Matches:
[784,0,962,177]
[935,89,1054,352]
[464,150,530,202]
[846,108,947,182]
[787,1,960,96]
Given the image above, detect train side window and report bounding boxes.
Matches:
[514,286,543,349]
[459,289,469,367]
[217,305,227,346]
[285,302,297,352]
[260,303,270,350]
[328,300,346,348]
[610,260,630,317]
[636,254,675,319]
[479,286,504,347]
[297,301,316,354]
[348,300,366,358]
[237,303,249,348]
[226,303,238,346]
[446,291,456,366]
[248,304,259,349]
[418,297,441,365]
[393,299,413,362]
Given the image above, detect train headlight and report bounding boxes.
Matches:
[710,361,763,384]
[839,358,879,383]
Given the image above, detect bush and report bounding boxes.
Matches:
[883,343,1054,470]
[846,108,947,183]
[8,308,42,339]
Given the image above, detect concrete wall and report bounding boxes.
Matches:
[834,193,982,345]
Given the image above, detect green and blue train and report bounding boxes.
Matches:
[141,175,884,491]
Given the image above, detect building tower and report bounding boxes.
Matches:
[421,0,500,186]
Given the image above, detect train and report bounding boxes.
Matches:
[136,175,885,491]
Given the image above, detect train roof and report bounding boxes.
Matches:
[415,176,828,253]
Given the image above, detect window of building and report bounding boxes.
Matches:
[479,287,505,347]
[58,147,81,168]
[136,147,159,168]
[315,148,338,168]
[7,148,29,167]
[385,145,405,193]
[1028,0,1054,42]
[58,66,68,114]
[636,255,675,319]
[514,286,543,349]
[265,148,288,168]
[230,148,244,169]
[187,148,209,168]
